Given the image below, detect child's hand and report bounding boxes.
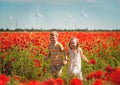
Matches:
[86,60,91,64]
[63,60,67,65]
[87,61,91,64]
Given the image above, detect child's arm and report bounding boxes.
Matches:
[79,48,89,63]
[44,47,51,60]
[61,49,68,65]
[58,43,68,61]
[58,43,69,65]
[61,49,67,59]
[44,52,51,60]
[65,50,70,61]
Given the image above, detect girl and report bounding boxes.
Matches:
[67,37,89,80]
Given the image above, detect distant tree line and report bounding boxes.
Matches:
[0,28,120,32]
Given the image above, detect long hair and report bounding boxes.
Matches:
[68,37,80,51]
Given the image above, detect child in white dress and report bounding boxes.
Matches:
[67,37,89,80]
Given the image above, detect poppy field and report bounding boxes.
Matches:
[0,31,120,85]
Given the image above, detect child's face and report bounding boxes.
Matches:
[69,39,77,49]
[50,35,57,44]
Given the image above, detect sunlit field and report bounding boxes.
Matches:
[0,31,120,85]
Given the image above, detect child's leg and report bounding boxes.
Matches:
[50,65,57,78]
[56,64,62,77]
[78,71,83,80]
[57,67,62,77]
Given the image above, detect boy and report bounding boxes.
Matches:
[45,31,67,78]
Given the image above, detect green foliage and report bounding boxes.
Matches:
[0,35,120,85]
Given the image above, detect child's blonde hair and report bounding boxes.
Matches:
[50,31,58,38]
[68,37,80,50]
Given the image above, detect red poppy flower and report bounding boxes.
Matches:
[56,78,64,85]
[106,65,113,72]
[33,60,41,67]
[89,59,96,64]
[70,77,82,85]
[94,70,103,79]
[92,79,103,85]
[0,74,9,85]
[110,67,120,84]
[86,72,94,80]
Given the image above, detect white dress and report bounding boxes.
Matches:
[68,48,83,80]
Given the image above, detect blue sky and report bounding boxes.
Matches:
[0,0,120,30]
